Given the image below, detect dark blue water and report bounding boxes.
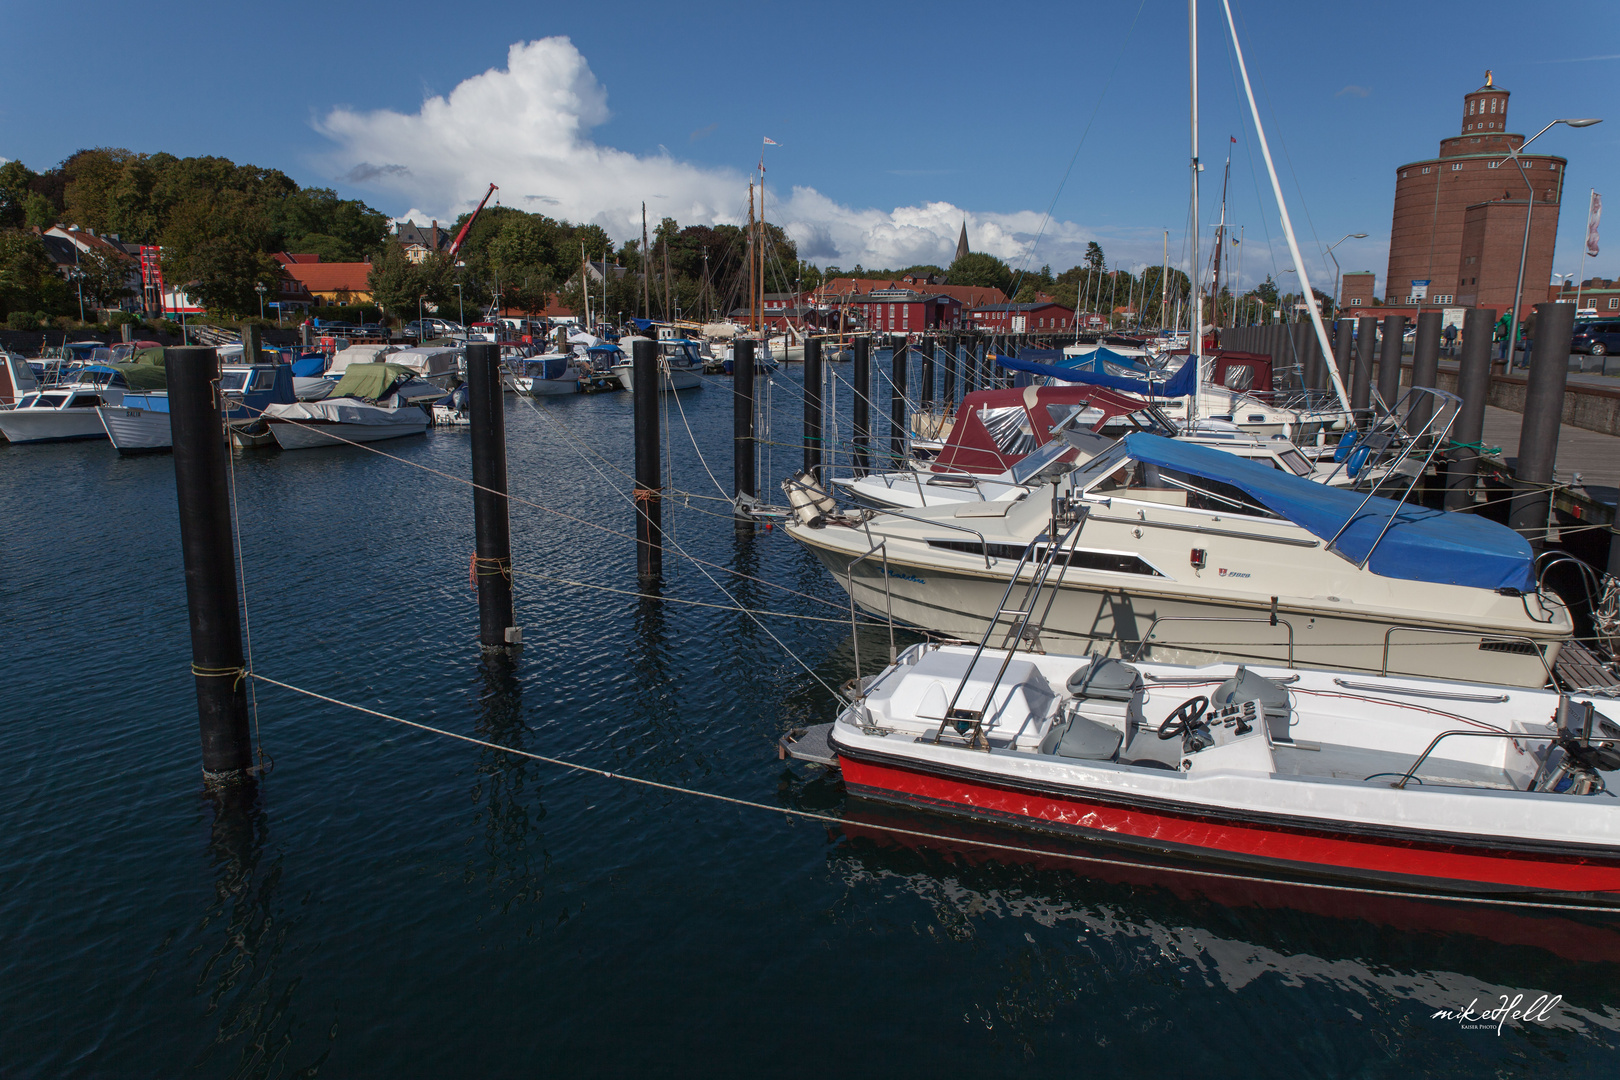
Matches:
[4,367,1618,1078]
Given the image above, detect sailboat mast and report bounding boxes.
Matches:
[1188,0,1202,425]
[641,202,652,322]
[581,241,591,328]
[758,155,766,338]
[1219,0,1349,412]
[1160,229,1169,330]
[1211,151,1230,328]
[747,181,756,334]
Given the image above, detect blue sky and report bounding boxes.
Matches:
[5,0,1616,294]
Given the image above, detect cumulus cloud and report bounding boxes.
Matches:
[315,37,1141,271]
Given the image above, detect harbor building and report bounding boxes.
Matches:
[1383,72,1564,318]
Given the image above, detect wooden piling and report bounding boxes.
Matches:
[1406,311,1443,434]
[852,336,872,477]
[803,336,823,477]
[1444,308,1497,511]
[733,338,756,524]
[167,346,252,783]
[632,337,662,580]
[889,335,908,463]
[1352,316,1378,413]
[466,342,518,651]
[1509,302,1577,544]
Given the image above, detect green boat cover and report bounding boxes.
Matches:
[329,362,415,402]
[134,347,165,366]
[111,362,168,391]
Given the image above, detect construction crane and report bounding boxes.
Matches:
[447,183,498,259]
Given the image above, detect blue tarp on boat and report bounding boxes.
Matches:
[1059,345,1149,373]
[998,352,1200,399]
[1118,433,1535,591]
[290,354,328,376]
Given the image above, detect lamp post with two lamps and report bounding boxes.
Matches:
[1326,233,1368,317]
[1502,117,1602,368]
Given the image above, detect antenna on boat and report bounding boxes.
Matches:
[1218,0,1352,415]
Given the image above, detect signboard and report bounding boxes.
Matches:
[1442,307,1467,330]
[1410,279,1430,301]
[1011,315,1027,332]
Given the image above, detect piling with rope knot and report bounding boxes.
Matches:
[632,336,663,580]
[466,341,519,651]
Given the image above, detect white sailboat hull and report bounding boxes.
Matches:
[97,404,172,454]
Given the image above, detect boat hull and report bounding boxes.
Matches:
[0,409,109,443]
[519,376,580,396]
[800,537,1560,687]
[98,404,171,454]
[265,415,428,449]
[833,745,1620,904]
[611,363,702,392]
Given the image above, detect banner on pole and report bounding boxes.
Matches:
[1587,191,1602,258]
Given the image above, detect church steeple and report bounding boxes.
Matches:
[955,221,970,264]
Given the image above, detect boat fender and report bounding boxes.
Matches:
[1346,444,1370,478]
[1333,430,1359,463]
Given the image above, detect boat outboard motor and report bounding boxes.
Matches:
[1211,666,1292,740]
[1534,699,1620,795]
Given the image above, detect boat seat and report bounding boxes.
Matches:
[1048,714,1124,761]
[1066,657,1142,702]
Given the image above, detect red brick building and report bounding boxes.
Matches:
[969,302,1076,332]
[1384,73,1565,319]
[842,290,964,332]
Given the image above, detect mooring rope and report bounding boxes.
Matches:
[248,671,1609,914]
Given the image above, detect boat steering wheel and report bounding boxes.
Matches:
[1157,696,1209,741]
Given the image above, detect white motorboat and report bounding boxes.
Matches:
[784,431,1570,687]
[262,362,435,450]
[612,336,704,391]
[1,350,38,407]
[0,365,140,443]
[97,363,298,455]
[781,641,1620,906]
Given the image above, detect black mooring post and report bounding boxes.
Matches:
[1406,311,1443,434]
[1301,322,1324,390]
[733,337,755,525]
[632,337,662,580]
[963,337,977,397]
[803,335,823,478]
[941,334,957,409]
[1333,319,1355,392]
[1444,307,1496,511]
[889,335,908,463]
[1377,314,1407,411]
[466,342,517,652]
[919,334,935,412]
[851,336,871,477]
[167,346,253,783]
[1509,302,1577,545]
[1352,316,1378,414]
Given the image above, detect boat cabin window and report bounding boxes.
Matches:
[1277,449,1313,476]
[978,405,1038,458]
[18,393,38,407]
[34,394,67,408]
[67,394,102,408]
[1149,466,1278,517]
[1010,437,1074,485]
[1047,404,1104,433]
[1221,364,1256,390]
[220,371,250,391]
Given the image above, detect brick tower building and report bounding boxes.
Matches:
[1383,72,1565,317]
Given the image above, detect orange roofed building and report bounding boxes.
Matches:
[276,254,374,306]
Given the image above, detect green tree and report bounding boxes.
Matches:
[0,229,70,317]
[77,247,135,309]
[1084,242,1106,273]
[366,241,424,318]
[948,251,1013,293]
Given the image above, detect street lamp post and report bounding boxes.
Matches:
[455,281,464,337]
[1502,118,1602,369]
[1325,232,1369,318]
[255,281,267,321]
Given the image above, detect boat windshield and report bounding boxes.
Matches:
[32,394,67,408]
[1069,444,1131,492]
[219,371,250,391]
[1010,438,1074,486]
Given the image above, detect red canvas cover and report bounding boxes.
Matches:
[930,384,1145,474]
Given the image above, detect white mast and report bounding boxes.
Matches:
[1188,0,1202,425]
[1219,0,1351,413]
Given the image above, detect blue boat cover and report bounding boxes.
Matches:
[999,352,1199,399]
[1118,433,1534,591]
[290,354,328,376]
[1059,345,1148,373]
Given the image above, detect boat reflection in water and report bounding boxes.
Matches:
[814,798,1620,1057]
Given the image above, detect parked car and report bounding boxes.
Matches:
[316,321,357,335]
[1572,320,1620,356]
[356,323,387,338]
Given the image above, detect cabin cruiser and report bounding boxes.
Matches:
[505,352,580,396]
[96,362,298,455]
[782,642,1620,906]
[612,336,704,391]
[262,362,436,449]
[0,364,145,443]
[784,432,1570,687]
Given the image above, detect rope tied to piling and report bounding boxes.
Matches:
[191,663,248,691]
[469,553,513,588]
[1446,438,1502,457]
[632,487,663,503]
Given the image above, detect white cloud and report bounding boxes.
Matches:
[315,37,1150,273]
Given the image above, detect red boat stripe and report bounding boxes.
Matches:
[839,755,1620,895]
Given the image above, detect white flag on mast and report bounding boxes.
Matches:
[1587,190,1602,258]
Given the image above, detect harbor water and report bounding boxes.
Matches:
[3,365,1618,1078]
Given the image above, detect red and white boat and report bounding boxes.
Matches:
[782,641,1620,906]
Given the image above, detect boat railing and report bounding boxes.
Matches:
[1381,625,1555,685]
[1128,614,1296,668]
[1388,729,1554,790]
[846,538,897,686]
[1323,387,1461,568]
[861,508,993,569]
